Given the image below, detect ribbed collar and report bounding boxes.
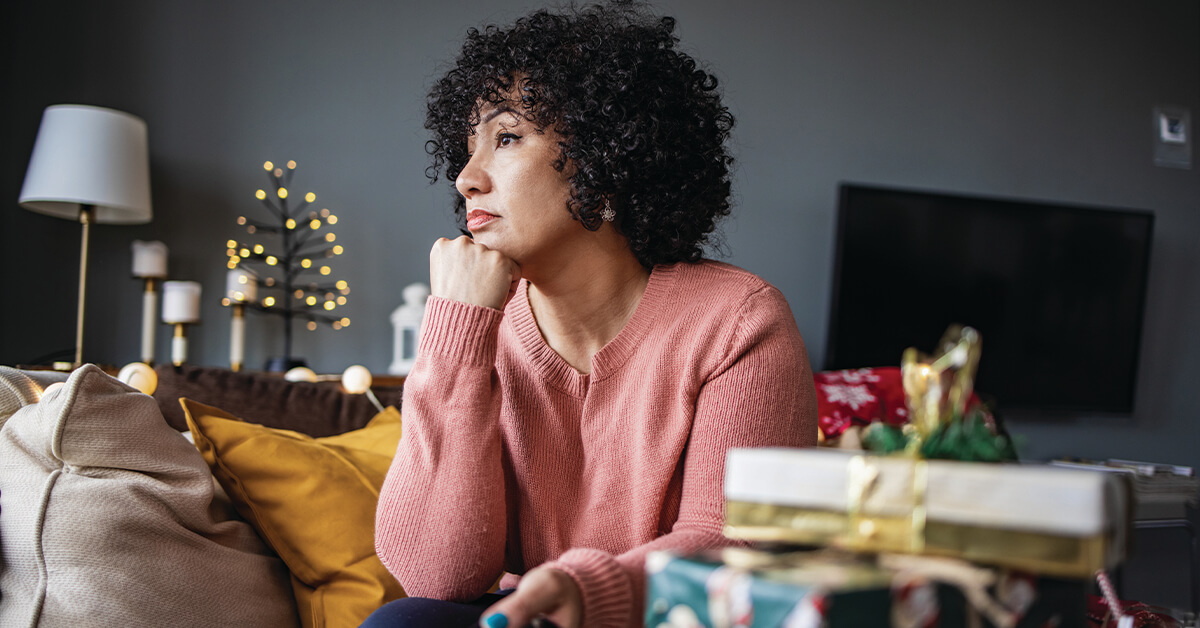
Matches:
[506,263,680,397]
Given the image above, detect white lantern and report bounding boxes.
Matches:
[389,282,430,376]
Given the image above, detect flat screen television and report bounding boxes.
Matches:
[824,183,1155,415]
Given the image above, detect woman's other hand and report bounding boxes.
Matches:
[479,566,582,628]
[430,235,521,310]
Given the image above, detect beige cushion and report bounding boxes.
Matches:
[0,367,69,428]
[0,365,300,628]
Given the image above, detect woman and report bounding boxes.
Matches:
[368,3,817,627]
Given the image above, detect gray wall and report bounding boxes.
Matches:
[4,1,1199,476]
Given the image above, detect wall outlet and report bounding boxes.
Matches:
[1153,105,1191,169]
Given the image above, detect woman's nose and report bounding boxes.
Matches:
[455,151,490,199]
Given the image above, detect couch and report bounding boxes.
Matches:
[0,362,901,627]
[0,363,406,628]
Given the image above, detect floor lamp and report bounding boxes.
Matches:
[19,104,153,368]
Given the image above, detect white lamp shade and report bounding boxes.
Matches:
[162,280,202,324]
[226,268,258,303]
[131,240,169,278]
[19,104,152,224]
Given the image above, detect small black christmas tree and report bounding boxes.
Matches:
[223,160,351,371]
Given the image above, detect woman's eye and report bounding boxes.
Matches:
[497,132,520,147]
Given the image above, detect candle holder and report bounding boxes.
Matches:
[131,240,168,365]
[162,280,202,366]
[223,268,258,372]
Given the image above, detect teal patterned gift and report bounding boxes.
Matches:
[643,548,1087,628]
[644,549,896,627]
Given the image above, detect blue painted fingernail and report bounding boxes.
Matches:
[484,613,509,628]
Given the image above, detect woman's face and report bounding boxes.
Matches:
[455,104,580,268]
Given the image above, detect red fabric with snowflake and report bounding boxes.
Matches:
[813,367,910,439]
[814,367,994,440]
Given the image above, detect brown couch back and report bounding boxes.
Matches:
[152,364,403,437]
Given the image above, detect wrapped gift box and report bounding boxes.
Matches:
[644,548,1087,628]
[723,448,1130,578]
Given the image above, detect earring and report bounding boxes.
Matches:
[599,198,615,222]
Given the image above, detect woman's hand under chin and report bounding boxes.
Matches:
[480,566,583,628]
[430,235,521,310]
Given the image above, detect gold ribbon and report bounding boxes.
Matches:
[724,455,1108,578]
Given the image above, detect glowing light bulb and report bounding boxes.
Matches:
[340,318,350,327]
[222,297,231,306]
[307,321,317,331]
[230,255,241,264]
[333,245,344,255]
[263,296,276,307]
[227,248,236,257]
[320,266,331,275]
[277,187,288,199]
[306,296,317,306]
[288,160,297,169]
[227,261,237,269]
[336,280,348,290]
[325,233,336,242]
[301,259,312,268]
[327,215,338,225]
[294,289,304,299]
[255,190,266,200]
[240,248,250,257]
[305,192,316,203]
[286,219,297,229]
[266,256,278,265]
[233,291,244,301]
[324,301,335,311]
[253,244,264,254]
[310,219,321,230]
[337,296,347,305]
[237,216,247,225]
[226,239,237,248]
[263,161,274,171]
[333,321,342,330]
[238,275,248,285]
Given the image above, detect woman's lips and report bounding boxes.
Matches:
[467,209,498,232]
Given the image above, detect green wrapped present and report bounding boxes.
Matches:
[643,548,1086,628]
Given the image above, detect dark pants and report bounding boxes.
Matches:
[360,589,514,628]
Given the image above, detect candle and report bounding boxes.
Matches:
[140,280,159,363]
[131,240,168,278]
[162,281,202,324]
[229,304,246,372]
[226,268,258,303]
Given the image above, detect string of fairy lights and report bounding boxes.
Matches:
[222,160,351,358]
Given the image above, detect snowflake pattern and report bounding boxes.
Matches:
[819,384,876,410]
[836,368,882,384]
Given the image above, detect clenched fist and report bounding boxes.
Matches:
[430,236,522,310]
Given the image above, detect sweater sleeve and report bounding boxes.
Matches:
[544,285,819,627]
[374,296,510,601]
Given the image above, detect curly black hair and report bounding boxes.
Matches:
[425,1,735,268]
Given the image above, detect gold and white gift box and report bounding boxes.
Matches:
[723,447,1130,578]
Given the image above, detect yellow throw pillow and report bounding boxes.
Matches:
[182,399,406,628]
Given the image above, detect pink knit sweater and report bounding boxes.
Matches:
[375,260,817,627]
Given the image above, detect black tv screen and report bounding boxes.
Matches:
[824,183,1154,415]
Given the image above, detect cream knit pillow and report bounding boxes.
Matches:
[0,367,68,428]
[0,365,300,628]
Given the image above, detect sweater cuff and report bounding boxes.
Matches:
[544,548,632,628]
[419,296,504,367]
